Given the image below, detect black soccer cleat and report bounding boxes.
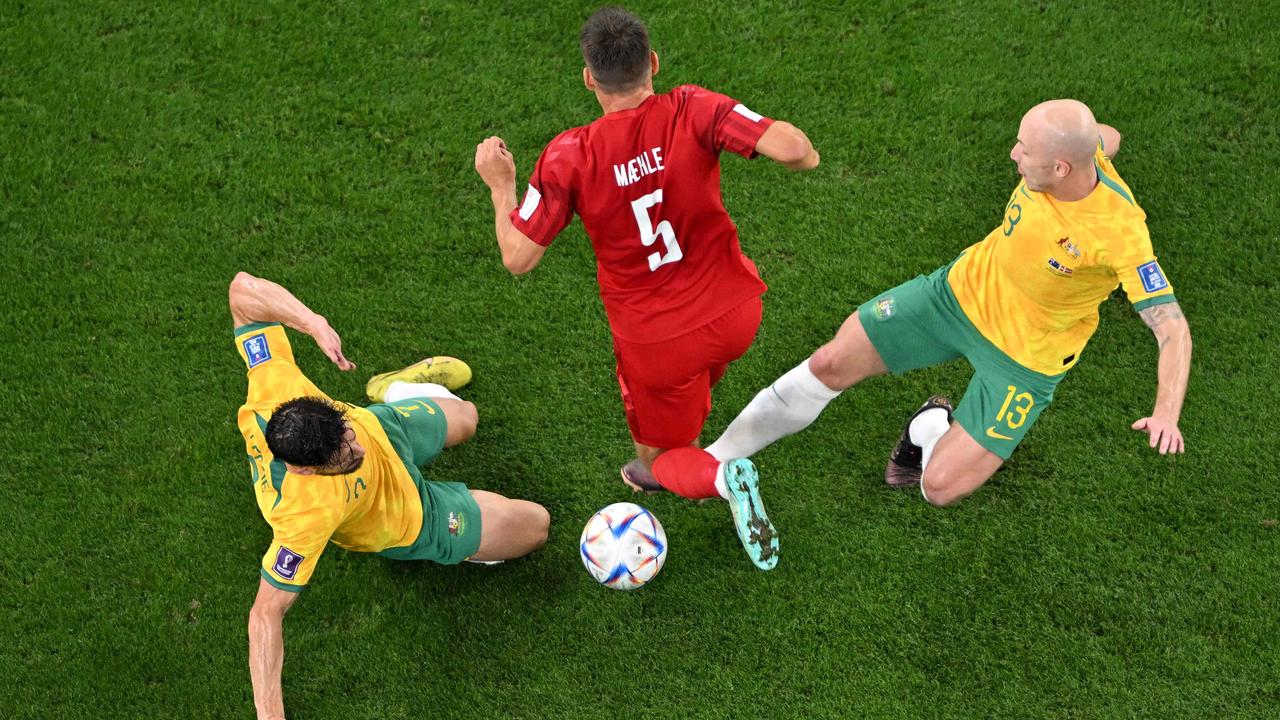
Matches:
[884,395,954,488]
[620,458,664,494]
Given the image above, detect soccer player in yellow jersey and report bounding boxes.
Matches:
[704,99,1192,506]
[229,272,550,720]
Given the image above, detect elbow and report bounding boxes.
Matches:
[503,255,536,276]
[775,123,817,168]
[229,272,256,311]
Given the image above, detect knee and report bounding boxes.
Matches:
[807,343,849,389]
[454,401,479,441]
[527,504,551,548]
[920,466,963,507]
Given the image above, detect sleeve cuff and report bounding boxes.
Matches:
[260,568,304,593]
[234,321,282,337]
[1132,294,1177,312]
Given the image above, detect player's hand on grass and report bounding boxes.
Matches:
[475,136,516,192]
[305,314,355,371]
[1131,415,1184,454]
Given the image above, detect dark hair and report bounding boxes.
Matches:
[265,396,348,468]
[580,6,651,92]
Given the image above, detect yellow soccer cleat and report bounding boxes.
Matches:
[365,356,473,402]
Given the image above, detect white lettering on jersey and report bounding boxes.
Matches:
[732,103,763,123]
[612,146,666,188]
[518,184,542,221]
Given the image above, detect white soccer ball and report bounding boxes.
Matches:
[579,502,667,590]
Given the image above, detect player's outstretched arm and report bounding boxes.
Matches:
[1132,301,1192,454]
[1099,123,1122,158]
[228,272,355,370]
[754,121,820,171]
[248,578,300,720]
[474,136,548,275]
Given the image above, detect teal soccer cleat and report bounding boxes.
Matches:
[723,459,779,570]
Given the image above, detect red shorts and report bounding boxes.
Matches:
[612,296,764,448]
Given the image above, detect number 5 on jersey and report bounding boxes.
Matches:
[630,190,683,271]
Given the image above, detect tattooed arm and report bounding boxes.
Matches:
[1132,301,1192,453]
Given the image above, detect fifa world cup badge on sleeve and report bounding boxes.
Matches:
[1138,261,1168,293]
[273,547,304,580]
[874,297,896,321]
[244,334,272,368]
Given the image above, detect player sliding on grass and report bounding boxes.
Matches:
[474,6,819,569]
[230,273,549,720]
[705,99,1192,506]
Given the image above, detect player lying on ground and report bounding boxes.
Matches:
[705,99,1192,506]
[474,6,819,569]
[230,273,550,720]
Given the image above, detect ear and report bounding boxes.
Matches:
[650,50,660,78]
[1055,159,1072,178]
[285,463,315,476]
[583,66,595,91]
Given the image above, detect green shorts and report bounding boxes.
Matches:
[857,264,1066,459]
[368,398,482,565]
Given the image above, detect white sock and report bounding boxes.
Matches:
[713,463,730,500]
[705,357,842,461]
[384,381,460,403]
[909,408,950,472]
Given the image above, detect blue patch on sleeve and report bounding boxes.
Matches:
[273,546,304,580]
[1138,261,1168,293]
[243,333,272,368]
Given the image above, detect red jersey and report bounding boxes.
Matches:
[511,84,775,342]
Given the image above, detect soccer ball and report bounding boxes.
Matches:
[579,502,667,590]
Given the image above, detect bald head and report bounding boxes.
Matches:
[1011,99,1102,197]
[1023,99,1098,166]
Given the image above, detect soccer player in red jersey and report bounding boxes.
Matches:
[474,7,819,570]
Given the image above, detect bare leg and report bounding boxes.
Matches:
[706,312,889,461]
[807,311,890,390]
[468,490,550,561]
[918,424,1004,507]
[433,398,478,448]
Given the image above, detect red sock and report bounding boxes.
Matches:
[651,448,720,500]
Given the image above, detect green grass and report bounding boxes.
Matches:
[4,1,1279,717]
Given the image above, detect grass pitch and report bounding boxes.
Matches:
[3,1,1279,717]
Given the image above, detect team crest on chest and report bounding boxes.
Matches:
[1056,236,1081,259]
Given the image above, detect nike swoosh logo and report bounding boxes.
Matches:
[986,426,1013,440]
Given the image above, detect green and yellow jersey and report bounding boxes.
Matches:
[947,141,1176,376]
[234,322,426,592]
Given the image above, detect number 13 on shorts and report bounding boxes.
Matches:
[994,385,1033,432]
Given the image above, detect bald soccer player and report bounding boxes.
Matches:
[704,99,1192,506]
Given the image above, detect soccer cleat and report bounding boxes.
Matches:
[723,459,779,571]
[884,395,954,488]
[620,459,664,494]
[365,356,472,402]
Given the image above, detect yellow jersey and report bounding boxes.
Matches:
[234,322,424,591]
[947,142,1176,376]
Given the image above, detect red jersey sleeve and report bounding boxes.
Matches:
[678,84,776,159]
[509,131,579,247]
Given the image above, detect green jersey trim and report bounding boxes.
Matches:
[254,412,288,509]
[234,321,282,336]
[1132,294,1178,312]
[1094,161,1135,206]
[260,568,304,593]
